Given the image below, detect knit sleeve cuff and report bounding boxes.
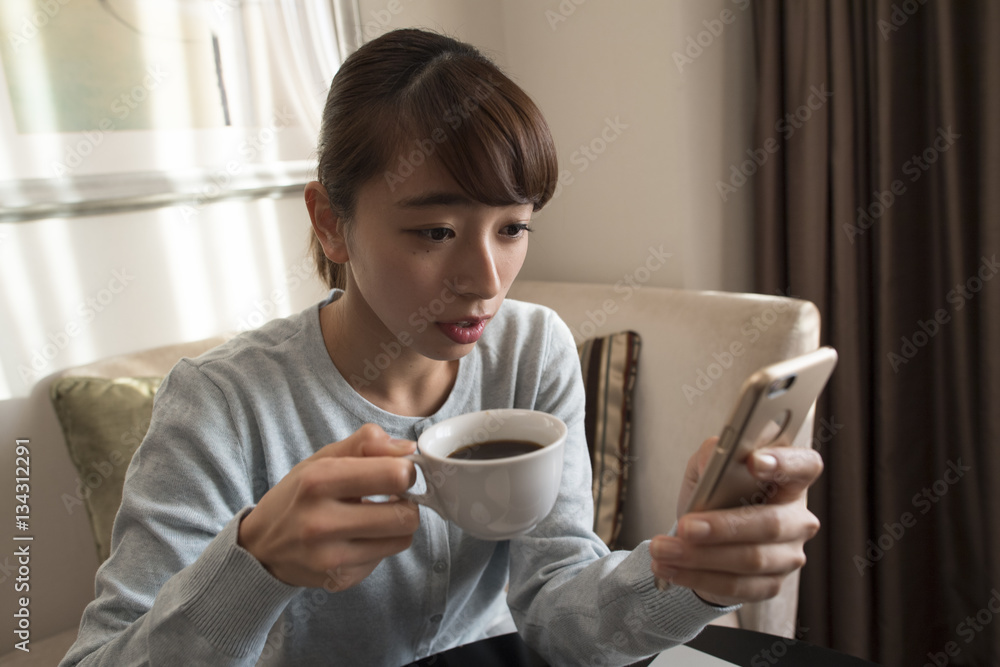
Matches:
[627,541,741,642]
[174,507,303,658]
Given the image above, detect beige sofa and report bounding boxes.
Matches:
[2,280,819,665]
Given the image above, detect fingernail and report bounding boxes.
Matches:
[754,452,778,473]
[683,519,711,540]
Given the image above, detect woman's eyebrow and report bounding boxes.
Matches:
[394,191,478,209]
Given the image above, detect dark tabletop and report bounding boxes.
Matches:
[406,625,881,667]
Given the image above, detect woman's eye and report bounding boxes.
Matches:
[418,228,454,242]
[501,223,533,238]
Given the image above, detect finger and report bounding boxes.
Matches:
[302,499,420,543]
[676,436,721,519]
[669,501,820,545]
[747,445,824,504]
[319,535,416,572]
[687,436,719,482]
[311,423,416,460]
[752,419,784,448]
[650,536,807,577]
[365,437,417,458]
[298,456,416,500]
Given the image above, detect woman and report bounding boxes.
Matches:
[62,28,821,666]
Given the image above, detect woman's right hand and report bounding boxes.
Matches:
[237,423,420,589]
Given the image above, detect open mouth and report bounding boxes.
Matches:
[436,317,490,344]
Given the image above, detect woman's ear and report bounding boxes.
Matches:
[305,181,350,263]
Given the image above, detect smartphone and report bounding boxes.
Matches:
[655,347,837,590]
[680,346,838,516]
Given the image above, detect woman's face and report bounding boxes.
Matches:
[338,159,534,362]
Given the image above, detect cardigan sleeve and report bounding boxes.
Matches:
[505,311,739,666]
[60,360,301,667]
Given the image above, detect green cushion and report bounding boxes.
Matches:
[578,331,641,550]
[50,377,162,563]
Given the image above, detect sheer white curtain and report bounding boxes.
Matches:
[258,0,360,139]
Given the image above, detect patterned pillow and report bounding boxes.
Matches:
[577,331,641,550]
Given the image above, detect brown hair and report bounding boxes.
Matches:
[311,28,559,289]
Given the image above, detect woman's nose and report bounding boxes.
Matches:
[451,240,502,299]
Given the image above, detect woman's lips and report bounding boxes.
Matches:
[436,317,490,344]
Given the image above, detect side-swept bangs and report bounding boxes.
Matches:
[380,54,558,210]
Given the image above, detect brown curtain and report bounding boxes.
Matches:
[753,1,1000,665]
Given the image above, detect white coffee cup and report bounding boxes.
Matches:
[403,409,567,540]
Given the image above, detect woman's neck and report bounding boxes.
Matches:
[319,293,459,417]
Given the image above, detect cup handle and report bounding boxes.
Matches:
[400,453,446,518]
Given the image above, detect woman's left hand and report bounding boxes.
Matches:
[649,436,823,607]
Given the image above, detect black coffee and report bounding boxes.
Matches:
[447,439,544,460]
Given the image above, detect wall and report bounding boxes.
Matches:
[1,0,756,647]
[356,0,508,63]
[362,0,757,291]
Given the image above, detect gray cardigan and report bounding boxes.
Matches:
[62,291,732,666]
